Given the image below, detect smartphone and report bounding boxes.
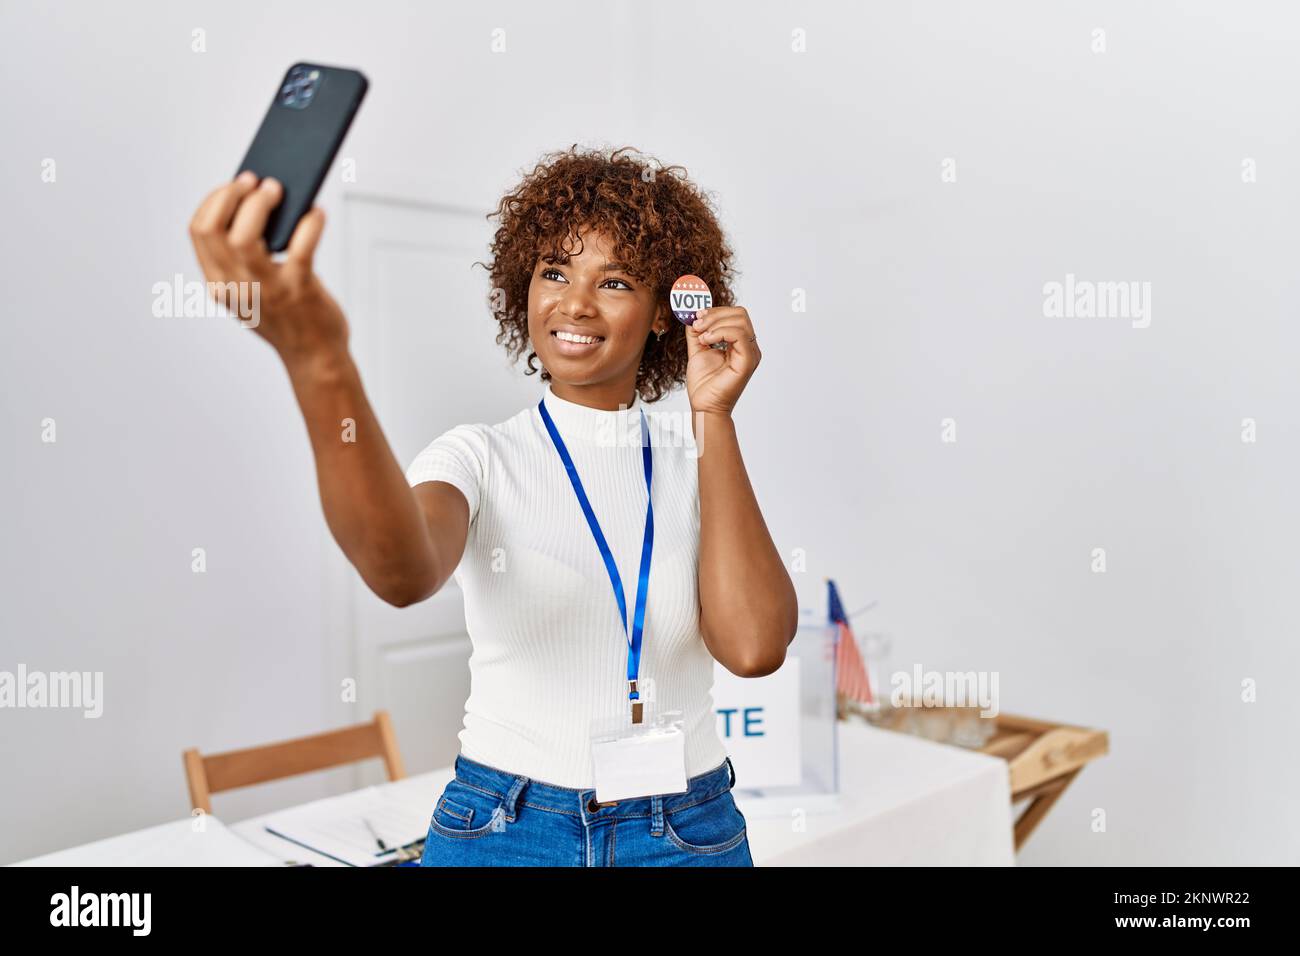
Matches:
[235,62,368,252]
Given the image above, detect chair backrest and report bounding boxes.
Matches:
[182,710,406,814]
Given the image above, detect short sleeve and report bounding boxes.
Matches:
[405,423,489,526]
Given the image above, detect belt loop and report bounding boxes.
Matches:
[502,773,528,823]
[725,756,736,790]
[650,793,664,836]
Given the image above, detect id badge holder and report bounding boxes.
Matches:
[589,689,688,803]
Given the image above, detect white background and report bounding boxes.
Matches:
[1,0,1297,865]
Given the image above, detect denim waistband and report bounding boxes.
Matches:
[449,752,736,821]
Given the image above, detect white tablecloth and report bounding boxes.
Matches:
[741,720,1014,866]
[14,816,285,866]
[14,720,1013,866]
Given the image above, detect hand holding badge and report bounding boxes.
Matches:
[671,273,762,417]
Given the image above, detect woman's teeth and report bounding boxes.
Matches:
[553,331,603,344]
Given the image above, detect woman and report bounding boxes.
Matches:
[188,145,799,866]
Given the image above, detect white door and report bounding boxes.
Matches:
[329,193,536,786]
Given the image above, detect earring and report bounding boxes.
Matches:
[655,327,666,341]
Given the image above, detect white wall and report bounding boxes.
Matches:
[1,0,1296,865]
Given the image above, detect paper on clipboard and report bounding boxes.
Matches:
[260,777,433,867]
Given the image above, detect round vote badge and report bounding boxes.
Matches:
[670,275,712,325]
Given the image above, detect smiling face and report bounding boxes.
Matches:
[527,227,669,408]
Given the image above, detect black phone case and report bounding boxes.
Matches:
[235,63,368,252]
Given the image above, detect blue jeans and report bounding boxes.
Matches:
[420,752,754,867]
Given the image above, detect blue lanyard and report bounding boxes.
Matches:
[538,396,653,723]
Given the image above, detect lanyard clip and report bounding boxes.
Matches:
[629,680,643,725]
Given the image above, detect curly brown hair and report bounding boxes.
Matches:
[481,144,736,403]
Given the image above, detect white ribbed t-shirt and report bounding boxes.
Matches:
[404,381,729,789]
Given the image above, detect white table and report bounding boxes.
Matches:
[741,720,1014,866]
[14,720,1013,866]
[13,816,287,867]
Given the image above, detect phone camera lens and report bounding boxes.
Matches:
[279,67,318,109]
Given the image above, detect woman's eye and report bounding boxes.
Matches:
[540,268,631,291]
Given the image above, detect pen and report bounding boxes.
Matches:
[361,816,388,852]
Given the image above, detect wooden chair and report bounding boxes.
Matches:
[183,710,406,814]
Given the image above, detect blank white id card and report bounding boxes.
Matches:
[590,724,688,803]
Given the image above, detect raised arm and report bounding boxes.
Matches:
[187,173,464,606]
[285,352,468,606]
[686,305,799,676]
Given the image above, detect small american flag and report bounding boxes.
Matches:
[828,579,875,706]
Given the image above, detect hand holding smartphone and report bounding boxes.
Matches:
[188,62,368,366]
